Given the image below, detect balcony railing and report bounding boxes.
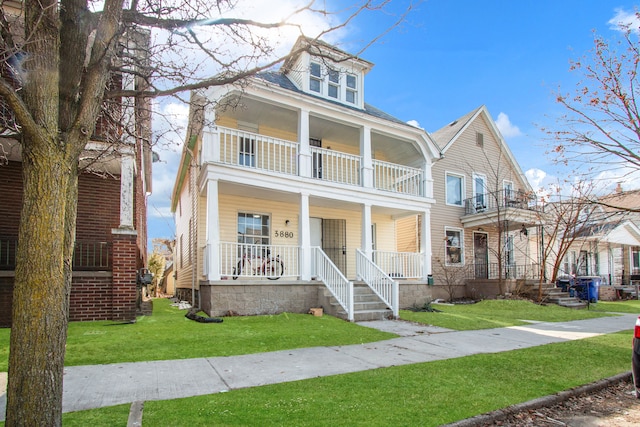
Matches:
[373,160,423,196]
[205,126,425,197]
[0,238,111,271]
[464,189,538,215]
[218,127,298,175]
[310,146,361,186]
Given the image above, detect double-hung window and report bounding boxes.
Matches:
[346,74,357,104]
[445,228,463,265]
[328,69,339,99]
[446,173,463,206]
[310,62,322,93]
[237,213,270,258]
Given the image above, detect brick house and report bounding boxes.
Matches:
[0,4,152,326]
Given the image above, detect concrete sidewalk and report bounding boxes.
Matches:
[0,313,637,420]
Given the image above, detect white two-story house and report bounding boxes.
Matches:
[171,37,440,321]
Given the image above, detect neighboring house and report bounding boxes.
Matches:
[171,36,441,320]
[398,106,542,300]
[0,8,152,326]
[556,188,640,287]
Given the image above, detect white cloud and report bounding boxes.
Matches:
[495,112,522,138]
[608,8,640,33]
[525,168,547,189]
[406,119,422,129]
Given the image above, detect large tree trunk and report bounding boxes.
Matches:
[6,151,72,426]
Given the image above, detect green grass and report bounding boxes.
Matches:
[58,331,633,426]
[0,298,395,371]
[587,299,640,314]
[400,299,616,330]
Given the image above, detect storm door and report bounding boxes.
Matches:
[474,232,488,279]
[322,219,347,274]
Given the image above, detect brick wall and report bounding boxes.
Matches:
[0,162,23,239]
[111,231,138,321]
[0,276,14,327]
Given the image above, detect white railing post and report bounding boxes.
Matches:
[356,249,399,318]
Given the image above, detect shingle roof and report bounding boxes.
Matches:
[255,71,411,128]
[430,107,481,148]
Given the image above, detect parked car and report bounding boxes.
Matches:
[633,316,640,398]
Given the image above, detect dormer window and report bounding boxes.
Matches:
[307,61,359,106]
[328,68,339,99]
[310,62,322,93]
[346,74,357,104]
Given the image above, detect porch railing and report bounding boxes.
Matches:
[218,127,298,176]
[0,238,111,271]
[219,242,299,279]
[373,160,423,196]
[313,247,354,321]
[207,126,427,197]
[310,146,361,186]
[464,189,539,215]
[373,250,423,279]
[466,262,540,280]
[356,249,398,318]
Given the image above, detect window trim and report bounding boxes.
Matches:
[445,171,465,207]
[473,173,487,210]
[444,227,464,266]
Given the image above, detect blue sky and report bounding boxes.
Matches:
[147,0,640,248]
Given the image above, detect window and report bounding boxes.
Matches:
[346,74,357,104]
[445,228,463,265]
[446,173,463,206]
[328,69,339,99]
[310,62,322,93]
[632,247,640,274]
[473,174,486,211]
[476,132,484,147]
[239,137,255,167]
[237,213,270,246]
[310,138,322,179]
[307,62,359,105]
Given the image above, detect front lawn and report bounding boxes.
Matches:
[57,331,633,426]
[400,298,617,330]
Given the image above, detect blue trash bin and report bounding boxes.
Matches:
[574,276,601,303]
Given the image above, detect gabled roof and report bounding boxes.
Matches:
[598,189,640,214]
[431,105,532,192]
[282,36,374,75]
[574,220,640,246]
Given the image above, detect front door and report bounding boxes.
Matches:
[474,232,488,279]
[322,219,347,274]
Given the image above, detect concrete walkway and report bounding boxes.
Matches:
[0,313,637,420]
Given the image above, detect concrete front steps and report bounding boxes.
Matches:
[525,282,587,309]
[318,282,393,322]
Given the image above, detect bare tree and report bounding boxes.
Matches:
[548,18,640,211]
[0,1,411,423]
[432,239,467,302]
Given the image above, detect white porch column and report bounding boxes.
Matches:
[299,192,311,280]
[119,154,135,229]
[361,203,373,259]
[204,104,219,163]
[360,125,373,188]
[206,179,221,281]
[420,209,432,280]
[298,108,311,178]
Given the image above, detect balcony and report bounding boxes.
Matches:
[461,189,542,229]
[203,126,426,197]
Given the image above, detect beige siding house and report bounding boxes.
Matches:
[171,37,440,321]
[398,106,542,300]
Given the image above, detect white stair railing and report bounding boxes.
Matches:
[313,247,354,321]
[356,249,399,318]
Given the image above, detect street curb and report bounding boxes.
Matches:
[441,371,633,427]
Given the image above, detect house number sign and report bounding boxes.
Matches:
[275,231,294,238]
